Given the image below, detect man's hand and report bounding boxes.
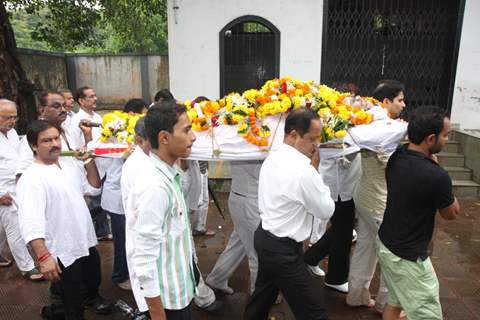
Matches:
[431,154,439,164]
[74,147,92,162]
[310,147,320,170]
[145,297,166,320]
[0,193,13,206]
[79,119,93,144]
[39,256,62,282]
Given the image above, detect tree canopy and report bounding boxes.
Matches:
[6,0,168,53]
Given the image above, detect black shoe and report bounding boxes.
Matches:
[198,300,223,313]
[84,295,114,315]
[133,311,151,320]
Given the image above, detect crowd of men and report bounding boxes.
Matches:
[0,80,460,320]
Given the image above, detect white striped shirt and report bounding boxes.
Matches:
[131,152,195,310]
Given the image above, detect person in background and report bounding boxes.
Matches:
[59,88,76,128]
[0,99,42,281]
[69,86,112,241]
[152,88,175,106]
[101,98,148,291]
[206,161,262,295]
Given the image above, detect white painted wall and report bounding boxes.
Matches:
[167,0,324,101]
[451,0,480,130]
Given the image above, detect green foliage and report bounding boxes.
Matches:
[6,0,168,53]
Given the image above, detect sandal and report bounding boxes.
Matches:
[22,268,45,282]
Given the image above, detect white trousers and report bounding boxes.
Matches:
[346,204,388,309]
[206,192,260,294]
[190,171,209,232]
[0,204,35,272]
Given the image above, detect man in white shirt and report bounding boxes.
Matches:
[59,88,76,129]
[244,108,335,320]
[304,150,361,293]
[16,91,80,177]
[69,86,111,240]
[130,102,197,319]
[206,161,262,294]
[16,120,112,319]
[0,99,42,281]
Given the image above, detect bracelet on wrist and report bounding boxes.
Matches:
[38,252,51,263]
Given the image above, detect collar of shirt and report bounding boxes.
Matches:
[402,145,438,166]
[149,152,181,184]
[279,143,311,166]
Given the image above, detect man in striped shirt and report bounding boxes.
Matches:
[131,102,197,320]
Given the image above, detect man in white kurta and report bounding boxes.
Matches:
[17,120,111,319]
[0,99,39,280]
[69,86,111,239]
[346,80,407,311]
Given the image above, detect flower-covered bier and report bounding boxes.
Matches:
[100,111,143,143]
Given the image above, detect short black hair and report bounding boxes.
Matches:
[284,108,319,136]
[123,98,147,113]
[372,80,405,102]
[26,120,55,150]
[74,86,93,102]
[193,96,209,103]
[153,89,175,103]
[145,100,187,149]
[134,117,147,139]
[38,90,62,107]
[407,106,447,145]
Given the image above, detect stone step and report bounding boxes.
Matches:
[443,166,472,181]
[452,180,480,198]
[443,140,460,153]
[437,152,465,167]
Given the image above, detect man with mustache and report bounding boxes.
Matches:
[16,119,109,320]
[16,91,87,177]
[0,99,42,281]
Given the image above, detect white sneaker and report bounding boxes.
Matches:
[307,264,325,277]
[325,281,348,293]
[352,229,358,243]
[117,279,132,291]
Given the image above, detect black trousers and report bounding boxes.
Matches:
[57,247,102,320]
[304,199,355,285]
[244,226,329,320]
[141,303,193,320]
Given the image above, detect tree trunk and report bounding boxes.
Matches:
[0,2,36,134]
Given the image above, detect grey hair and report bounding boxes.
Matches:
[0,99,17,110]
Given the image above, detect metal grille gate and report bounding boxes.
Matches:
[220,16,280,97]
[320,0,464,113]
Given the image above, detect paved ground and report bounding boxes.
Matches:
[1,194,479,320]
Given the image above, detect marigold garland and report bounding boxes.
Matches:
[183,77,386,146]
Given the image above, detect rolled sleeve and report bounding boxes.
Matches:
[132,184,170,298]
[299,167,335,220]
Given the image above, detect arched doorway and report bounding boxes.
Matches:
[220,16,280,97]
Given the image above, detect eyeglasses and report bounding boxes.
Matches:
[0,115,19,121]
